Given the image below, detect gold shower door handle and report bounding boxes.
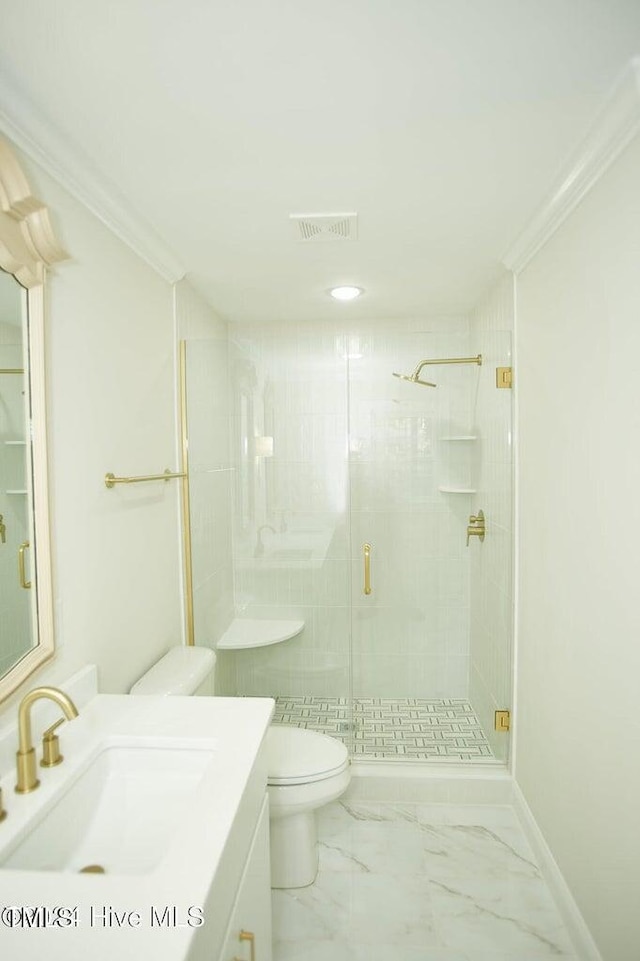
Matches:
[363,543,372,595]
[234,930,256,961]
[18,541,31,589]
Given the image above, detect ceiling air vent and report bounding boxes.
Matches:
[290,212,358,242]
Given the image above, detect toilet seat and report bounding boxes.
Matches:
[267,725,349,785]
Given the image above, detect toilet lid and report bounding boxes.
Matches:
[267,725,349,785]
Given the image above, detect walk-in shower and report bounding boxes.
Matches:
[181,325,514,767]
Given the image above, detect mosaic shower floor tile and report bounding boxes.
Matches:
[273,696,494,761]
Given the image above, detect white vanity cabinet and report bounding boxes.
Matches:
[218,795,272,961]
[185,728,273,961]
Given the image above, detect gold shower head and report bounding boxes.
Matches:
[392,369,437,388]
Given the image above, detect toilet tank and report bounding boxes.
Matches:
[129,645,216,696]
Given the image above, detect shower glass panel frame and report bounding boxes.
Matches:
[182,323,513,766]
[347,328,513,764]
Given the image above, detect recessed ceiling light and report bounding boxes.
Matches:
[329,285,364,301]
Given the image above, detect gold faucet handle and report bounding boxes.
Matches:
[40,718,66,768]
[0,787,7,821]
[0,514,5,543]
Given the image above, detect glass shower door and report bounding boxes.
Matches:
[347,327,514,763]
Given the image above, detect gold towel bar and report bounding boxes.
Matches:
[105,469,187,489]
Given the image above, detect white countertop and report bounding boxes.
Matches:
[0,693,274,960]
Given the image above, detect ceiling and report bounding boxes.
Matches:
[1,0,640,324]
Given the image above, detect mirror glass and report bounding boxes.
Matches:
[0,260,55,703]
[0,135,63,704]
[0,267,38,680]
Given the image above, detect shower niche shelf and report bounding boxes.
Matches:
[438,486,477,494]
[438,429,478,494]
[218,618,304,651]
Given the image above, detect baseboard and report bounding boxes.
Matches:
[347,759,513,804]
[512,782,603,961]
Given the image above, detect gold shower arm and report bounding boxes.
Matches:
[105,468,187,489]
[393,354,482,387]
[414,354,482,374]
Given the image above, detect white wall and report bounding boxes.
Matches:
[516,133,640,961]
[469,275,515,761]
[0,147,183,719]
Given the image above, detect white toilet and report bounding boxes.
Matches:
[130,645,351,888]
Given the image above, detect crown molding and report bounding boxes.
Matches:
[503,57,640,274]
[0,78,186,284]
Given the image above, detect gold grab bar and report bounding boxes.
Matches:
[363,542,372,595]
[18,541,31,589]
[105,469,187,489]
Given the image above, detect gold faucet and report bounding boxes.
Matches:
[15,687,79,794]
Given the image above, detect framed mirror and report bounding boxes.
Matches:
[0,136,67,704]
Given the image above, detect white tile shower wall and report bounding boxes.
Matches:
[228,327,351,697]
[226,319,476,702]
[349,325,475,699]
[469,274,515,762]
[175,281,235,690]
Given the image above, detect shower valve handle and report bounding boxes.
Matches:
[466,510,486,546]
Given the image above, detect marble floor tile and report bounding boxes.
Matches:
[274,942,470,961]
[428,877,576,957]
[273,800,579,961]
[273,871,443,946]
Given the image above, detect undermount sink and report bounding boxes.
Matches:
[1,744,215,875]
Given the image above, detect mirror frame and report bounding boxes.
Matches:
[0,136,67,704]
